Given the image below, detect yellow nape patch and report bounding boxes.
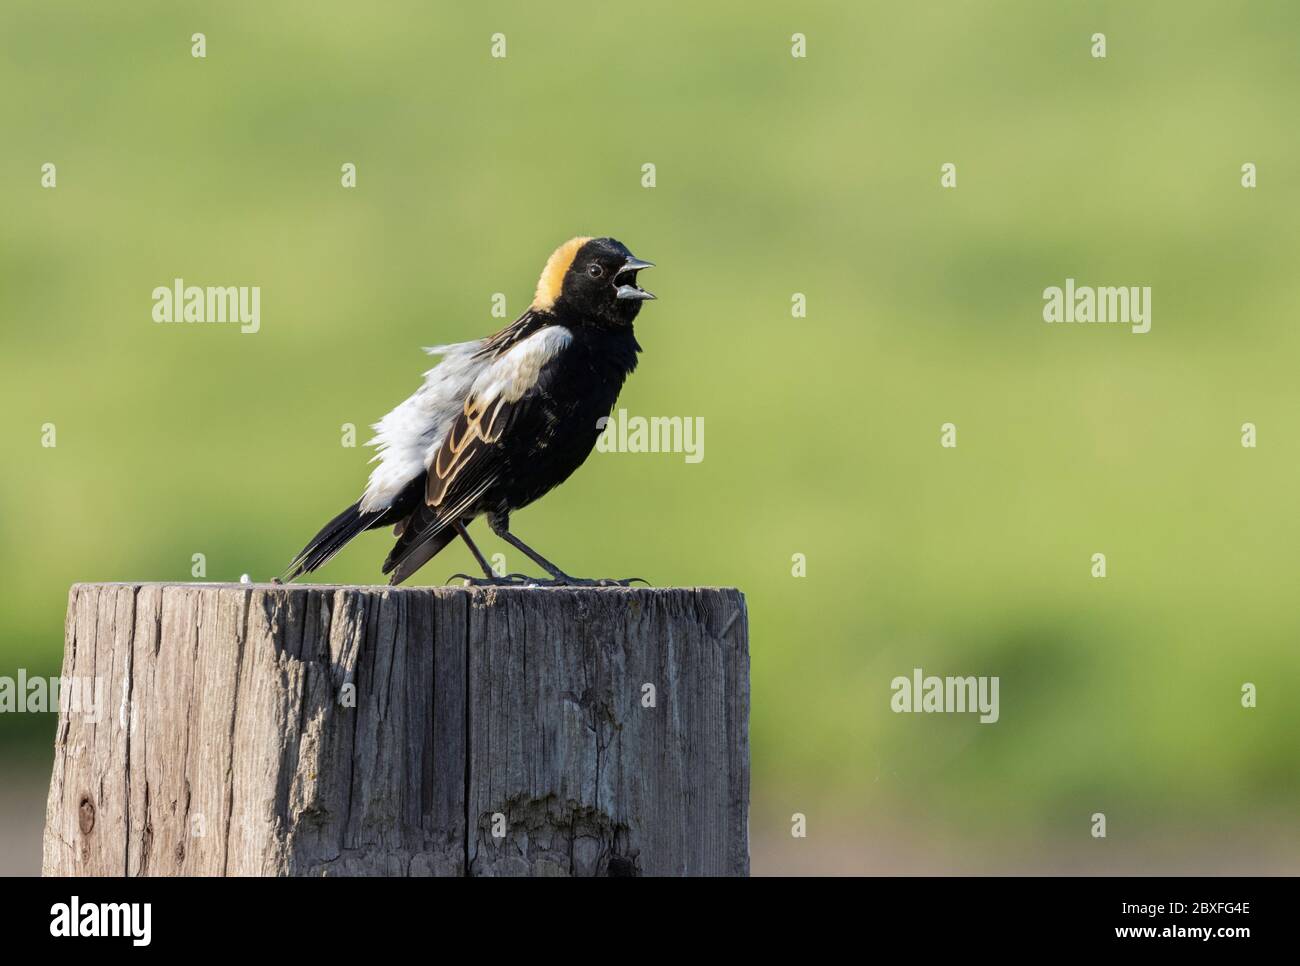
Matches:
[532,236,592,310]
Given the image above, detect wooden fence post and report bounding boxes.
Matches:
[42,583,749,876]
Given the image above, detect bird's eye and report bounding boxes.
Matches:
[587,263,604,278]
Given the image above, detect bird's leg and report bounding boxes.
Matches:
[447,520,540,586]
[489,515,648,587]
[455,522,496,578]
[494,528,572,581]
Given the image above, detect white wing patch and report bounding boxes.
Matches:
[357,326,572,514]
[359,340,486,512]
[469,325,572,405]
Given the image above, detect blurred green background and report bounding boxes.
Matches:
[3,1,1299,874]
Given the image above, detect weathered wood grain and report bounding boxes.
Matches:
[43,583,749,877]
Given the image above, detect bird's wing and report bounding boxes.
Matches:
[359,311,557,514]
[359,339,487,513]
[382,324,573,582]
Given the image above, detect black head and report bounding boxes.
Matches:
[531,236,655,326]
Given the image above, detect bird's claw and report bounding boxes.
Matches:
[447,572,539,587]
[529,573,649,587]
[447,573,649,588]
[583,576,650,587]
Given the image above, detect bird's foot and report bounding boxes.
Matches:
[447,572,648,588]
[447,572,544,587]
[553,575,649,587]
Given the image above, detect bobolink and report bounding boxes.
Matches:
[281,236,655,586]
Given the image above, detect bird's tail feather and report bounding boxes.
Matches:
[382,501,459,585]
[280,501,385,582]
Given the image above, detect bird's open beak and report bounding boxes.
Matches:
[614,256,656,300]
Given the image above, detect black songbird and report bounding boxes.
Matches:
[281,236,656,586]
